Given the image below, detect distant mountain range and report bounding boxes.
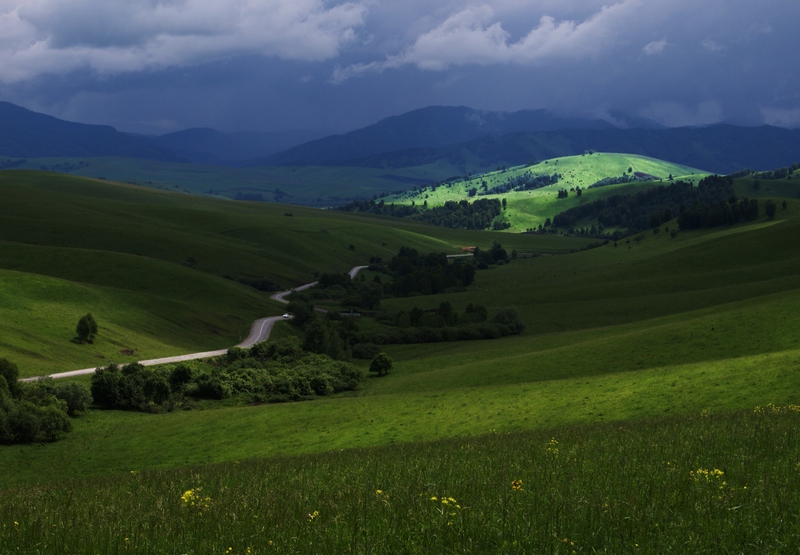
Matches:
[1,101,798,175]
[252,105,641,166]
[0,101,179,161]
[326,125,800,176]
[0,101,320,164]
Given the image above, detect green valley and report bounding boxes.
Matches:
[2,164,800,554]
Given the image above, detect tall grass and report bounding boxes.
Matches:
[2,406,799,554]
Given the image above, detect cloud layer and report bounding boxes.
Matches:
[0,0,368,82]
[0,0,798,132]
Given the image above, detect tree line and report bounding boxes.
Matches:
[551,175,745,234]
[337,198,504,231]
[478,172,561,196]
[90,338,363,411]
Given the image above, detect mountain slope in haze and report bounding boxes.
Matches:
[155,128,324,164]
[253,106,623,166]
[339,125,800,175]
[0,101,180,161]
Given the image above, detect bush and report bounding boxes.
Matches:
[369,353,393,377]
[53,382,92,416]
[0,358,20,397]
[75,313,98,343]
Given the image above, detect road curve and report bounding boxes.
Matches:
[22,265,369,382]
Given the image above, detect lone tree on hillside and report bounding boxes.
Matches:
[764,200,777,220]
[76,313,98,343]
[369,352,393,377]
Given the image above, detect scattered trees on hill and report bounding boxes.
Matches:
[734,163,800,180]
[337,198,505,231]
[550,175,753,235]
[478,172,561,196]
[588,172,659,189]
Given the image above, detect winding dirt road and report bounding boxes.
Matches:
[22,266,369,382]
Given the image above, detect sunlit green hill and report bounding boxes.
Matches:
[382,152,708,231]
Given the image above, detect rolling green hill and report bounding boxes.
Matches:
[380,152,708,231]
[0,170,589,374]
[1,156,462,206]
[0,170,797,473]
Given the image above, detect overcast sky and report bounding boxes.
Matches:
[1,0,798,135]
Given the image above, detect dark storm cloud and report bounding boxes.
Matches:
[0,0,798,133]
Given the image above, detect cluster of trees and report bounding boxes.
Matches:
[385,301,488,328]
[743,163,800,180]
[337,198,504,231]
[90,338,363,411]
[677,197,760,230]
[550,175,738,234]
[287,245,521,359]
[380,247,477,297]
[479,172,561,195]
[588,172,659,189]
[472,242,509,269]
[304,272,383,310]
[353,308,526,346]
[1,359,90,444]
[414,199,504,230]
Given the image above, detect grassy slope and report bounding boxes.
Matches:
[384,153,708,231]
[8,157,464,206]
[2,198,798,485]
[0,171,590,374]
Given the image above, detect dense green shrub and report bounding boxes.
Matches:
[369,353,393,376]
[53,382,92,416]
[90,338,364,411]
[0,371,74,444]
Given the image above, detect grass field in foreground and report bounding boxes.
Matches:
[2,407,798,554]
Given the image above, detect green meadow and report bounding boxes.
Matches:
[1,168,800,553]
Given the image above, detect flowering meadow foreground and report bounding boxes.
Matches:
[2,405,799,554]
